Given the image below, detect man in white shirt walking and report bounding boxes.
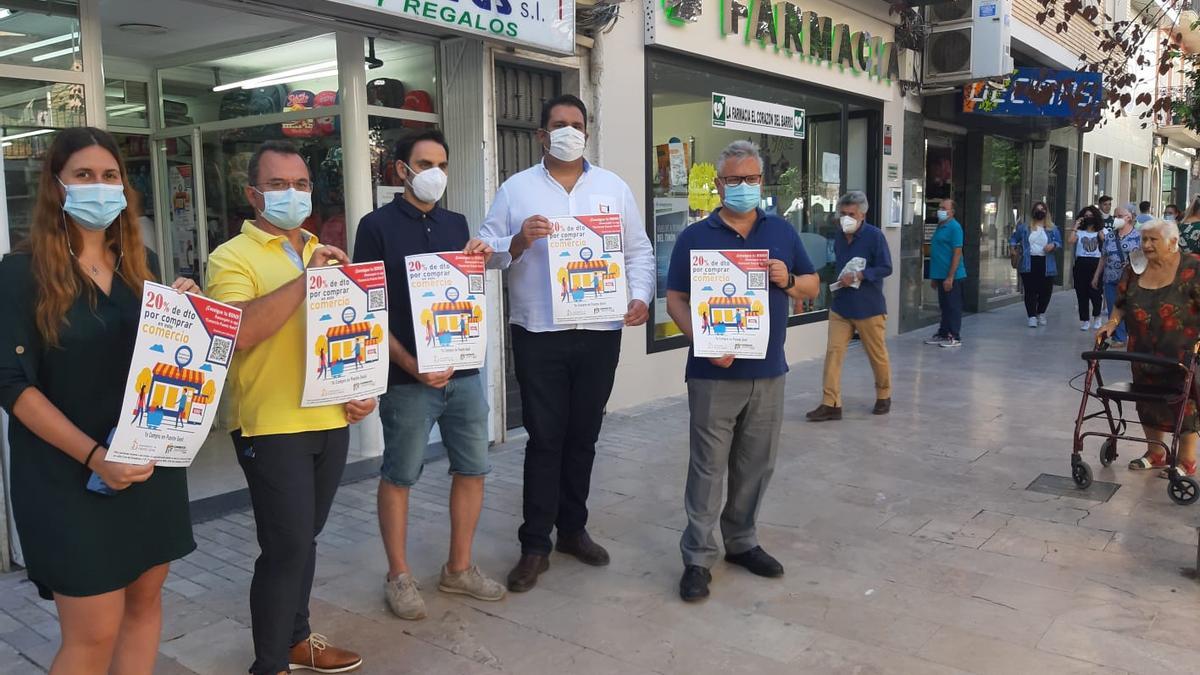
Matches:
[480,94,655,592]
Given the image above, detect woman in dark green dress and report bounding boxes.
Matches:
[0,128,198,675]
[1103,219,1200,478]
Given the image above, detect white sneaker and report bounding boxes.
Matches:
[1027,317,1038,328]
[438,564,506,601]
[940,337,963,348]
[1080,321,1090,331]
[1038,314,1047,326]
[384,572,427,620]
[1092,317,1103,329]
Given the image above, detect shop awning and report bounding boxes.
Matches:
[1158,125,1200,150]
[567,260,608,272]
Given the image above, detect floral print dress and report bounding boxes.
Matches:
[1117,254,1200,432]
[1180,220,1200,256]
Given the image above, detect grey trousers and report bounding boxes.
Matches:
[680,375,785,568]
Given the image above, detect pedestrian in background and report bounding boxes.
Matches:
[666,140,819,603]
[1069,205,1105,331]
[1163,203,1180,222]
[353,129,506,621]
[207,141,375,675]
[1136,201,1154,226]
[807,190,892,422]
[1178,196,1200,254]
[1092,205,1139,346]
[0,127,198,675]
[479,94,656,593]
[1010,201,1061,328]
[1098,195,1115,228]
[925,198,966,348]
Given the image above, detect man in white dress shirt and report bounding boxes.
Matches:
[480,94,655,592]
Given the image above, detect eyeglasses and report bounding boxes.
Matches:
[719,174,763,187]
[256,179,313,193]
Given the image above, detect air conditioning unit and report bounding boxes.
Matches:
[924,0,1013,85]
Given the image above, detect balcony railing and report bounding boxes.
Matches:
[1156,85,1195,126]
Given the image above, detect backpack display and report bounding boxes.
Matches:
[366,78,406,108]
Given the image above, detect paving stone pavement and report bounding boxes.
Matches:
[4,298,1200,674]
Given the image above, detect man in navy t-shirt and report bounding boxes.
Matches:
[665,140,819,603]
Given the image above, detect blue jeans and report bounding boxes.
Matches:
[937,281,964,339]
[378,374,490,487]
[1103,281,1127,342]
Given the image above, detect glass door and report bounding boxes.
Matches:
[157,131,204,283]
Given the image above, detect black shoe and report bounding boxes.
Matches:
[555,530,610,566]
[724,546,784,578]
[679,565,711,602]
[873,398,891,415]
[805,404,842,422]
[506,553,549,593]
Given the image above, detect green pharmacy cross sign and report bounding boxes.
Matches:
[712,92,806,139]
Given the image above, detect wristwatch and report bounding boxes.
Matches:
[783,273,795,290]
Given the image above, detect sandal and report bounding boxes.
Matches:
[1129,454,1168,471]
[1159,461,1198,479]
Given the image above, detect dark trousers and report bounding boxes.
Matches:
[937,281,964,339]
[1073,257,1103,321]
[510,326,621,555]
[233,427,350,675]
[1021,256,1054,318]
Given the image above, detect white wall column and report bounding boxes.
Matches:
[79,0,106,128]
[336,32,372,253]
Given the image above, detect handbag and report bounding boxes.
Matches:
[1009,244,1022,269]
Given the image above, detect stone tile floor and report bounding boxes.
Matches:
[4,297,1200,674]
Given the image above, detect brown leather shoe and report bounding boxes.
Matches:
[506,553,549,593]
[873,398,891,415]
[806,404,842,422]
[556,530,610,566]
[288,633,362,673]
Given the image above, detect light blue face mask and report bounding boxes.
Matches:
[723,183,761,214]
[256,188,312,230]
[59,179,127,231]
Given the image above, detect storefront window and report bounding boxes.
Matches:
[106,78,149,128]
[1128,165,1143,205]
[365,38,438,114]
[647,53,871,345]
[159,34,338,128]
[0,3,82,71]
[2,77,85,247]
[978,137,1024,304]
[1093,155,1111,200]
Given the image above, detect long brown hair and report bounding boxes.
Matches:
[23,127,154,347]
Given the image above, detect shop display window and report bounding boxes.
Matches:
[0,3,82,71]
[159,34,339,128]
[978,136,1024,303]
[106,78,149,128]
[647,53,875,346]
[1,77,85,248]
[364,38,438,115]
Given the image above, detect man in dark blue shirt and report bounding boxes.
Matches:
[807,191,893,422]
[352,129,506,622]
[665,140,819,603]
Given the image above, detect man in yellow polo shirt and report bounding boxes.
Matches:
[207,141,376,675]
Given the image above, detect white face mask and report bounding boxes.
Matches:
[1129,247,1147,274]
[547,127,586,162]
[936,209,949,222]
[840,215,860,233]
[404,162,448,204]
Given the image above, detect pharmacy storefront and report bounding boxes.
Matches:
[591,0,907,409]
[0,0,579,565]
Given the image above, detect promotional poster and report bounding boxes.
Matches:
[405,252,487,373]
[302,262,390,407]
[106,282,242,467]
[546,213,628,324]
[690,249,771,359]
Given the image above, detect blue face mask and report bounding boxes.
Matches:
[257,188,312,230]
[723,183,761,214]
[59,180,127,231]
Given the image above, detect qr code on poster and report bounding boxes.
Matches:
[602,233,622,252]
[367,288,387,312]
[747,270,767,290]
[207,335,234,367]
[468,274,485,295]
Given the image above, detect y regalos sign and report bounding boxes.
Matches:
[659,0,900,83]
[329,0,575,54]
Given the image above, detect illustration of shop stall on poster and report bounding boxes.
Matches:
[405,252,487,373]
[547,214,628,324]
[107,282,242,467]
[302,262,390,407]
[690,249,771,359]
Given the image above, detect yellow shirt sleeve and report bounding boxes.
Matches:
[206,243,258,304]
